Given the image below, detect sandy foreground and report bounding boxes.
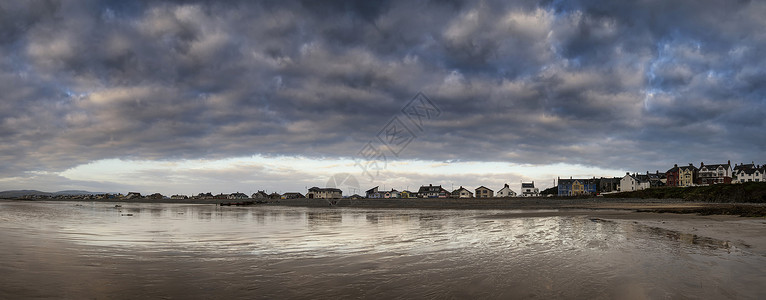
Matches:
[5,197,766,255]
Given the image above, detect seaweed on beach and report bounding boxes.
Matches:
[637,204,766,217]
[605,182,766,203]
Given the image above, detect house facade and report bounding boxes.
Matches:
[678,164,698,187]
[599,177,621,193]
[558,178,599,196]
[386,189,400,198]
[418,184,443,198]
[307,187,342,199]
[521,182,539,197]
[643,171,666,188]
[400,190,416,198]
[620,173,650,192]
[733,163,765,183]
[475,186,494,198]
[451,186,473,198]
[228,192,249,199]
[281,192,305,199]
[251,191,269,199]
[697,161,732,185]
[438,187,451,198]
[366,186,380,198]
[496,184,516,197]
[665,165,681,187]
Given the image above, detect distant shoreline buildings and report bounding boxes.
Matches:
[13,160,764,201]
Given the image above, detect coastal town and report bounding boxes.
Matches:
[13,160,764,201]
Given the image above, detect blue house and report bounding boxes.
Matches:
[558,178,599,196]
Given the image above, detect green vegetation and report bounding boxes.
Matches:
[540,186,558,196]
[604,182,766,203]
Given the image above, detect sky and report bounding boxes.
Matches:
[1,0,764,196]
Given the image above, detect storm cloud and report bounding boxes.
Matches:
[1,0,764,192]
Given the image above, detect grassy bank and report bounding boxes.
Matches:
[603,182,766,203]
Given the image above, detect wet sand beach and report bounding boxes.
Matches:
[1,199,765,299]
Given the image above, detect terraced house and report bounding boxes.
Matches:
[620,173,650,192]
[733,163,765,183]
[666,164,698,187]
[697,161,732,185]
[558,178,599,196]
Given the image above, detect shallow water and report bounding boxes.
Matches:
[1,200,764,299]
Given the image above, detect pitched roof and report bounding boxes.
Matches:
[521,182,535,188]
[308,187,342,193]
[734,163,755,171]
[452,186,471,192]
[418,184,442,193]
[679,165,698,172]
[700,163,730,170]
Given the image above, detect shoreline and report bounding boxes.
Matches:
[4,197,766,217]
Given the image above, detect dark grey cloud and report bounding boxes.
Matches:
[1,0,765,190]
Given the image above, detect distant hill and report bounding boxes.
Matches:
[53,190,107,196]
[0,190,108,198]
[0,190,52,198]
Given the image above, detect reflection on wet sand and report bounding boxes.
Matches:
[0,200,764,299]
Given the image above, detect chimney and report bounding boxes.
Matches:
[700,162,704,167]
[728,160,731,166]
[674,164,678,168]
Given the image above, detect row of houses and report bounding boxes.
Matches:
[556,161,765,196]
[360,182,541,199]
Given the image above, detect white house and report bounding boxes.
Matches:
[521,182,539,197]
[451,186,473,198]
[228,192,249,199]
[734,163,764,183]
[620,173,650,192]
[496,184,516,197]
[698,161,733,185]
